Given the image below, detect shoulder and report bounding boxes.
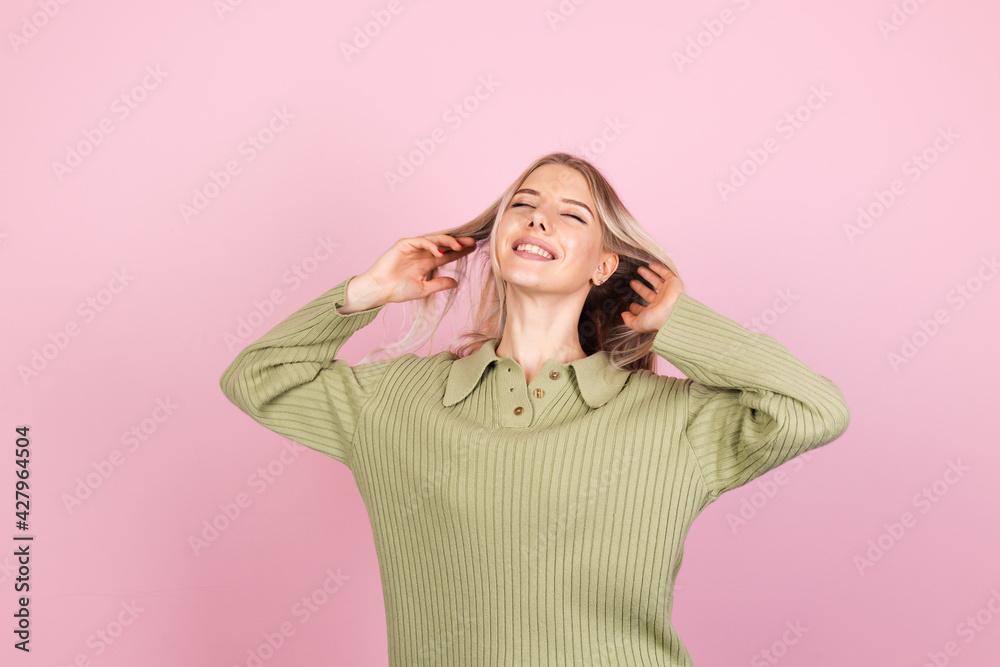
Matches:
[621,367,690,403]
[354,349,457,381]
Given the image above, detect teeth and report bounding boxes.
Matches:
[515,244,553,259]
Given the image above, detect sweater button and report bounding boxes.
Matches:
[533,388,544,398]
[549,370,560,380]
[513,406,523,416]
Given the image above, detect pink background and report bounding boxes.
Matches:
[3,1,999,665]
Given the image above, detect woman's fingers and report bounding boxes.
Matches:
[428,235,460,251]
[412,235,477,266]
[424,234,476,252]
[649,261,674,276]
[434,236,478,259]
[423,275,459,294]
[418,237,446,256]
[629,277,659,302]
[638,263,669,286]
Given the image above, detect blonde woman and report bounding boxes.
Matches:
[220,152,850,666]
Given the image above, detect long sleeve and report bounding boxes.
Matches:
[219,275,389,467]
[651,292,850,500]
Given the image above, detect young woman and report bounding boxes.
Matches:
[220,152,850,666]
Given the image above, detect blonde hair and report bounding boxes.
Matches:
[359,151,682,375]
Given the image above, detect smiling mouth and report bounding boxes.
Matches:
[512,243,555,260]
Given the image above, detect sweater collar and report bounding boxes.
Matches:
[443,339,632,408]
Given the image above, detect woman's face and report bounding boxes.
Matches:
[496,163,616,296]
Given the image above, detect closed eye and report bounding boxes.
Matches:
[511,202,586,223]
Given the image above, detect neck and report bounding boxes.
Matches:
[494,284,589,381]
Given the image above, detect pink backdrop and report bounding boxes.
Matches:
[3,1,999,665]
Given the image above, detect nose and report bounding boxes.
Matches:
[528,216,547,231]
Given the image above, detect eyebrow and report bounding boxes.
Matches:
[513,188,594,220]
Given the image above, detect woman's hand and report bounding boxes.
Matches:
[621,262,686,334]
[346,234,479,311]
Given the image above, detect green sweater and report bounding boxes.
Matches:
[219,275,850,666]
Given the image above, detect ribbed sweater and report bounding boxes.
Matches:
[219,274,850,666]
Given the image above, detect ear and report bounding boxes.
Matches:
[593,252,619,284]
